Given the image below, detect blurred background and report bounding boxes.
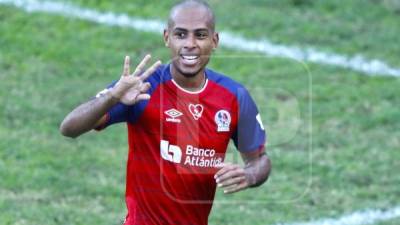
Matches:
[0,0,399,224]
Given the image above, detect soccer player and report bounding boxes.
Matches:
[60,0,271,224]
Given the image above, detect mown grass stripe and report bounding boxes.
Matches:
[1,0,399,77]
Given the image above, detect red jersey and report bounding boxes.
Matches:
[97,64,266,225]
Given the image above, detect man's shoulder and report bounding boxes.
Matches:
[206,68,246,96]
[146,64,172,85]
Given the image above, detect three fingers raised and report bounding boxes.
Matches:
[122,54,162,81]
[123,56,130,76]
[133,54,152,76]
[139,60,162,81]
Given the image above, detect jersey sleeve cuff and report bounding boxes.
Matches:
[94,113,110,131]
[239,144,266,156]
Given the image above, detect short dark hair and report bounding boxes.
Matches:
[167,0,216,31]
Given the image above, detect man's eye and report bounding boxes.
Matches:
[175,33,186,38]
[197,33,208,39]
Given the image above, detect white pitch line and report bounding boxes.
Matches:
[1,0,399,78]
[275,205,400,225]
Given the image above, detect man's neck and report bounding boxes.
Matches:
[170,66,206,92]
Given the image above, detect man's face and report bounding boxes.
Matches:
[164,7,219,78]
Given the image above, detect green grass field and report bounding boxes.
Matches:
[1,0,399,224]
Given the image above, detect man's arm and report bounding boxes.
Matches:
[241,150,271,187]
[59,55,161,138]
[59,92,118,138]
[214,149,271,194]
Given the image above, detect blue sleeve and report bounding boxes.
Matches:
[94,81,135,130]
[232,87,266,153]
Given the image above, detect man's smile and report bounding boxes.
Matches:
[180,54,200,66]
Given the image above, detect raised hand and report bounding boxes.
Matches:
[111,55,161,105]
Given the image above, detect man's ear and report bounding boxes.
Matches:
[163,29,170,47]
[212,32,219,49]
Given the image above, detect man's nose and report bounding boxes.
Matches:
[184,34,196,49]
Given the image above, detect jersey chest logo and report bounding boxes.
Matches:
[164,108,183,123]
[215,110,231,132]
[188,104,203,120]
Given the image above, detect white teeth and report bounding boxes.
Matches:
[182,55,199,60]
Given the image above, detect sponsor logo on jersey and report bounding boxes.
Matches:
[184,144,223,168]
[160,140,182,163]
[215,110,231,132]
[164,108,183,123]
[188,104,203,120]
[160,140,223,168]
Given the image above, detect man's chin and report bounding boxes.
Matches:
[175,65,203,78]
[180,71,200,78]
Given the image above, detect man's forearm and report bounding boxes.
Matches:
[60,92,119,138]
[244,153,271,188]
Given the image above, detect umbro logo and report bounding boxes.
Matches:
[165,108,183,123]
